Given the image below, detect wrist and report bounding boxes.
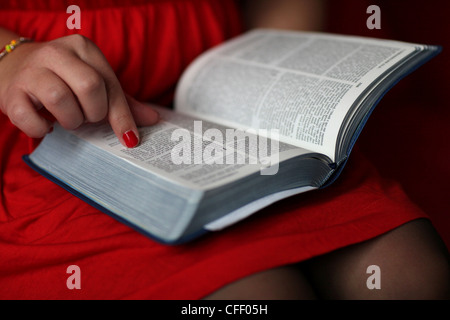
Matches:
[0,37,33,61]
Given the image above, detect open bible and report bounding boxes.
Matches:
[25,29,440,244]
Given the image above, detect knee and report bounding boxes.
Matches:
[359,220,450,299]
[411,250,450,299]
[305,219,450,299]
[378,243,449,299]
[380,220,450,300]
[204,265,318,300]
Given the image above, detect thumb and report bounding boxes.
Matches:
[126,94,160,127]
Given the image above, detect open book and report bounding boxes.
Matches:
[25,29,440,244]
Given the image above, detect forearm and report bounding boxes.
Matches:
[240,0,326,31]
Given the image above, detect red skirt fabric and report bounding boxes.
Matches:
[0,0,433,299]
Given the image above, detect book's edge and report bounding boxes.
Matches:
[320,45,442,189]
[22,155,208,245]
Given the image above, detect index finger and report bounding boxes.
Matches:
[67,36,146,148]
[104,78,140,148]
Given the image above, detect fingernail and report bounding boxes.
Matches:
[123,130,139,148]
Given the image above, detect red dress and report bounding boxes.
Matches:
[0,0,431,299]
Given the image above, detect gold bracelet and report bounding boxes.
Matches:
[0,37,32,60]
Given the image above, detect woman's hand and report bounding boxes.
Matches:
[0,34,159,147]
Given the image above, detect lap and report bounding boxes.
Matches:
[0,115,441,299]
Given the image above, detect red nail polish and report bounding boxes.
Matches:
[123,130,139,148]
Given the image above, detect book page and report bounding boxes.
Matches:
[175,29,420,161]
[70,106,312,190]
[204,185,316,231]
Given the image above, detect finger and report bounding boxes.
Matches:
[83,52,140,148]
[58,36,139,147]
[108,83,139,148]
[26,69,84,130]
[43,52,108,124]
[5,89,52,138]
[126,95,160,127]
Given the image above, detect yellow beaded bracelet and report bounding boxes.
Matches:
[0,37,32,60]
